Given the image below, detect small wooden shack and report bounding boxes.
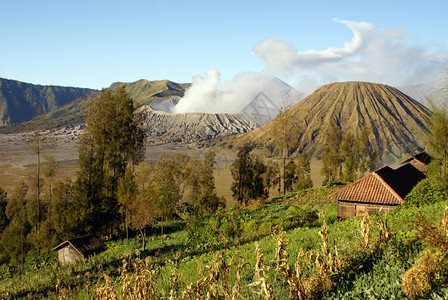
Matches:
[330,152,430,219]
[53,234,106,265]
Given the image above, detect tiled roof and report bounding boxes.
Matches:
[329,166,403,205]
[395,152,431,173]
[53,234,106,257]
[329,152,430,206]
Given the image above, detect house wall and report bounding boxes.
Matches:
[338,201,398,218]
[58,245,83,265]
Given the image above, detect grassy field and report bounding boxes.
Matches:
[1,185,447,298]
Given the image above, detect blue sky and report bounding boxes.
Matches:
[1,0,447,90]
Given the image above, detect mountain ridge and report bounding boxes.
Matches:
[0,77,97,126]
[0,79,191,133]
[222,81,432,162]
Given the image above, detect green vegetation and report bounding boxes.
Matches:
[321,124,378,185]
[0,182,447,298]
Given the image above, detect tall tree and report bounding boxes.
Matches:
[230,144,266,205]
[1,181,29,268]
[0,187,8,235]
[74,87,146,235]
[231,144,254,205]
[42,155,60,236]
[117,172,138,243]
[263,160,281,196]
[357,126,378,174]
[0,186,6,202]
[152,154,182,237]
[189,150,224,215]
[284,160,297,193]
[26,175,45,254]
[131,184,158,250]
[321,121,343,184]
[428,107,448,183]
[294,152,313,190]
[50,179,75,242]
[26,114,53,255]
[271,101,299,195]
[341,131,357,182]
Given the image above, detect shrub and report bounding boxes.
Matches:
[404,178,447,207]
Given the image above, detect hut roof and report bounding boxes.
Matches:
[329,152,431,205]
[53,234,106,258]
[395,151,432,173]
[328,166,404,205]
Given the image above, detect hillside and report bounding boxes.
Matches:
[0,78,96,126]
[109,79,190,106]
[0,79,191,134]
[224,81,432,161]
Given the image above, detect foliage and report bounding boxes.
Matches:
[428,68,448,183]
[188,150,225,215]
[0,187,6,202]
[321,120,343,184]
[263,160,281,196]
[270,101,300,195]
[405,178,447,207]
[357,125,379,173]
[231,144,267,204]
[294,152,313,191]
[405,160,448,207]
[2,171,448,298]
[73,87,146,235]
[341,131,357,182]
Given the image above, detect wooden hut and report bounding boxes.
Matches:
[330,152,430,218]
[53,234,106,265]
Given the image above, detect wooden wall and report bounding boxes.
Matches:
[338,201,398,218]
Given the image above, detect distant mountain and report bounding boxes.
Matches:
[0,78,96,126]
[0,79,191,133]
[109,79,190,106]
[223,81,433,162]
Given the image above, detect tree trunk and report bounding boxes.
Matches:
[142,227,146,251]
[283,148,287,195]
[444,150,447,184]
[36,136,41,256]
[126,213,129,244]
[161,215,164,241]
[20,231,24,272]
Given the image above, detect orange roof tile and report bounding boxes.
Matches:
[329,166,403,205]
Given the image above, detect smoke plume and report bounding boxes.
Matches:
[173,70,296,114]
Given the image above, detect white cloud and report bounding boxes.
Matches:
[175,19,447,114]
[253,19,447,94]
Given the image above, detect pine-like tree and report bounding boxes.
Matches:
[341,131,357,182]
[231,144,266,205]
[73,87,146,235]
[1,181,29,268]
[428,107,448,182]
[294,152,313,190]
[284,160,297,192]
[321,121,343,184]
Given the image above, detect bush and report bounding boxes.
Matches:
[404,178,447,207]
